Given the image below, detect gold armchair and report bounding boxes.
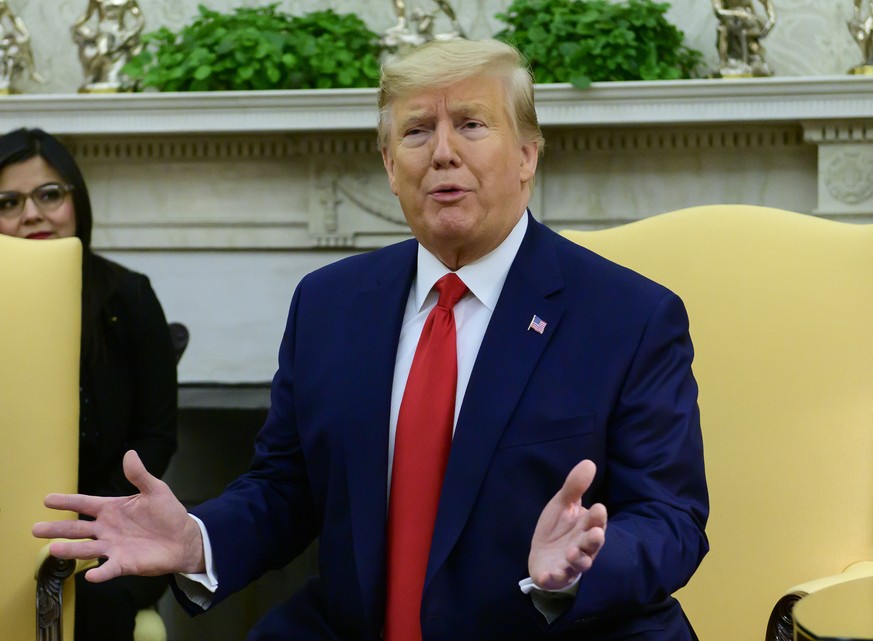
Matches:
[0,234,82,640]
[561,205,873,641]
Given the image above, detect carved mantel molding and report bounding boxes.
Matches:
[0,76,869,250]
[803,120,873,216]
[1,76,870,133]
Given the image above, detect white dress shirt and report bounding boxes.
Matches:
[387,212,528,489]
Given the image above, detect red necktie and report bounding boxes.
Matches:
[385,273,468,641]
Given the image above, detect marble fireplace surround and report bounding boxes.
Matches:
[0,76,870,388]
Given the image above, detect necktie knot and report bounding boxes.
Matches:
[435,273,467,310]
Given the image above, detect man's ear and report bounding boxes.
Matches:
[381,146,398,196]
[519,141,539,185]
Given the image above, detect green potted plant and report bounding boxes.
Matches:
[494,0,703,88]
[122,3,382,91]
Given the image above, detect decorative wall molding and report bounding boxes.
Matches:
[553,126,805,154]
[803,120,873,144]
[69,137,299,162]
[65,134,379,162]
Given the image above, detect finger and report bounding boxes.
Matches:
[587,503,608,531]
[84,560,121,583]
[556,459,597,506]
[533,561,586,591]
[32,519,97,540]
[122,450,160,495]
[565,543,598,574]
[577,525,606,556]
[43,492,106,516]
[565,525,606,565]
[565,548,595,575]
[49,538,106,560]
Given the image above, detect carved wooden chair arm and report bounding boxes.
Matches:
[765,561,873,641]
[34,541,99,641]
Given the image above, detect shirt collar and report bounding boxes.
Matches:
[414,210,529,312]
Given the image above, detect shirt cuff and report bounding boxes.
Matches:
[518,575,581,624]
[173,514,218,610]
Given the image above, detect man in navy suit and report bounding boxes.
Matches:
[35,38,708,640]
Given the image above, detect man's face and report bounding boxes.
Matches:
[381,75,538,270]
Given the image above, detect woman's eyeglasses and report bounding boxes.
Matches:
[0,183,74,219]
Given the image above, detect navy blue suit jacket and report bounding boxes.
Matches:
[184,214,709,640]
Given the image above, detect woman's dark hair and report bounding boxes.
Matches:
[0,127,119,364]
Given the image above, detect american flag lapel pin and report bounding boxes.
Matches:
[528,314,547,334]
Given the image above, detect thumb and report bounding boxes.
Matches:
[122,450,159,494]
[556,459,597,506]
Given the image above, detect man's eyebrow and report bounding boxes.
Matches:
[396,109,434,132]
[449,101,499,122]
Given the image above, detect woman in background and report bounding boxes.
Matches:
[0,127,177,641]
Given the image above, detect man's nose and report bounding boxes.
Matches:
[431,124,461,167]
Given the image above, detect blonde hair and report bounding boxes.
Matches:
[377,38,544,153]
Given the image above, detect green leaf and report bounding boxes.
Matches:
[527,24,549,43]
[558,41,580,59]
[569,74,592,89]
[193,65,212,80]
[215,37,235,55]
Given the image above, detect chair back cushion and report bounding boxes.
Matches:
[561,205,873,640]
[0,235,82,640]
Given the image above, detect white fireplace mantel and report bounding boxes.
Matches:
[1,75,869,254]
[2,76,871,134]
[5,77,868,385]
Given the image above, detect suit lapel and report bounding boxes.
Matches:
[344,241,417,626]
[426,218,566,583]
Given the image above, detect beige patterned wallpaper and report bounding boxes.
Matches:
[7,0,866,94]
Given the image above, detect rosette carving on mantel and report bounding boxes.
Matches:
[310,162,409,248]
[825,149,873,205]
[803,122,873,218]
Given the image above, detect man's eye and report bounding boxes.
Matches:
[0,195,21,211]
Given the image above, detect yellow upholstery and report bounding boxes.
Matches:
[0,235,82,640]
[134,607,167,641]
[561,205,873,641]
